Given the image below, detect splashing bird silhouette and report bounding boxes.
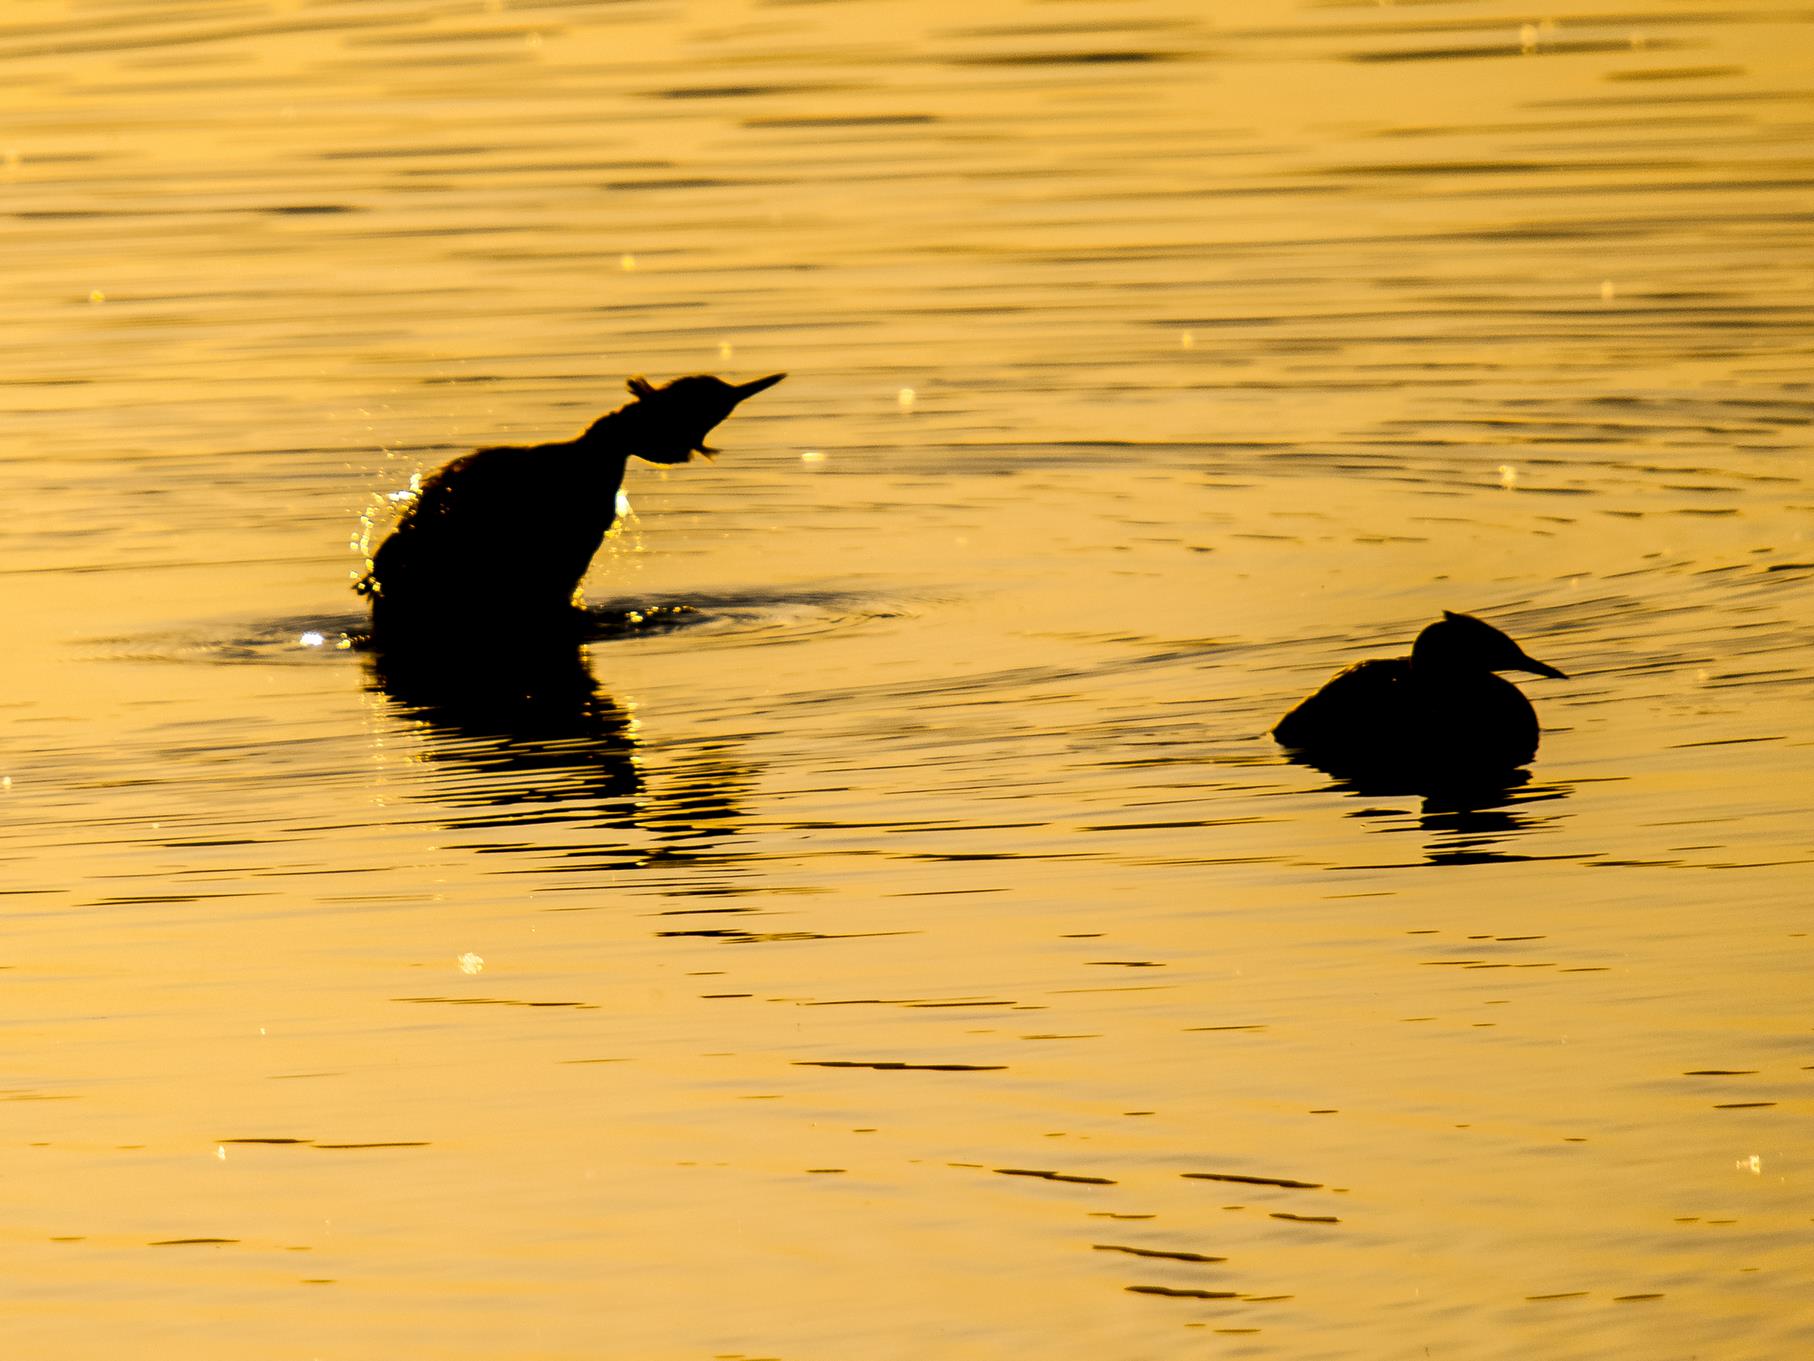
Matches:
[356,373,784,647]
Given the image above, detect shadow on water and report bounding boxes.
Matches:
[108,587,891,879]
[1407,776,1576,867]
[1284,752,1579,866]
[366,637,749,877]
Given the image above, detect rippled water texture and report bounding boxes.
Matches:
[3,1,1811,1357]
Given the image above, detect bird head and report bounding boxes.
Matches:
[620,372,785,464]
[1413,611,1567,679]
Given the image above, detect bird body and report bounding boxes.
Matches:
[357,373,782,647]
[1274,612,1566,779]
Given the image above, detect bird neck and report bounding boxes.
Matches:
[552,413,630,501]
[578,402,641,450]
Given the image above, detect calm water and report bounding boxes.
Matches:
[3,1,1811,1356]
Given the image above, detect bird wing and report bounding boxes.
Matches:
[1272,658,1409,750]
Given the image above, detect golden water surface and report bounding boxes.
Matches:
[2,1,1811,1357]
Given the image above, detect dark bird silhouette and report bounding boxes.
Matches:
[356,372,784,648]
[1273,611,1567,782]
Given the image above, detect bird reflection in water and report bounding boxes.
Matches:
[366,637,748,876]
[1317,764,1578,867]
[1415,777,1573,866]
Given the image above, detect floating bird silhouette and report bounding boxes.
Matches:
[356,373,783,647]
[1273,611,1567,780]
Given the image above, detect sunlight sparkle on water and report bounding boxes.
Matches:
[458,953,484,975]
[299,631,326,648]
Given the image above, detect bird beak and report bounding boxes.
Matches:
[1519,654,1567,680]
[734,373,786,401]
